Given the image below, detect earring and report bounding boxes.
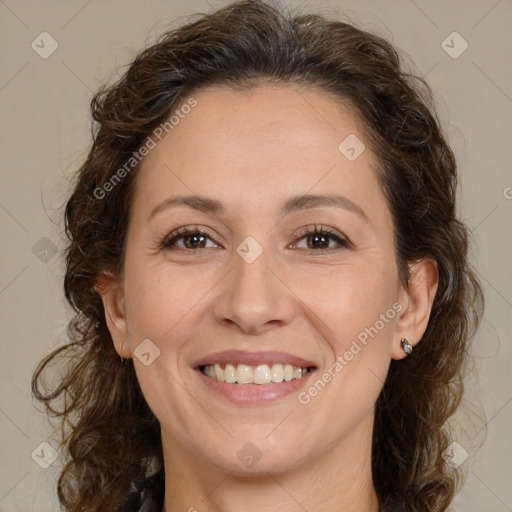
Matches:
[120,341,126,363]
[401,338,413,355]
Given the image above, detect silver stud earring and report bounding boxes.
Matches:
[401,338,413,355]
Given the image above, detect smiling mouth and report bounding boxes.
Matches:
[200,363,316,384]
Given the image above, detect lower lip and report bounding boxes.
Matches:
[195,368,316,405]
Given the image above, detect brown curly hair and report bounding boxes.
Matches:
[31,1,484,510]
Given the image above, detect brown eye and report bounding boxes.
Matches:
[159,224,350,254]
[292,225,350,252]
[161,227,218,250]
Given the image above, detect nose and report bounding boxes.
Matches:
[212,245,296,335]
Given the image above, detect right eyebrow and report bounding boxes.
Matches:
[148,195,224,221]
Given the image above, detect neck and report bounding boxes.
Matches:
[161,414,380,512]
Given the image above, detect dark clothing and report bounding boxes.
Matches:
[119,467,165,512]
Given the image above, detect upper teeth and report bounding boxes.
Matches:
[202,363,309,384]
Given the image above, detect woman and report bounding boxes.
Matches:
[31,1,484,511]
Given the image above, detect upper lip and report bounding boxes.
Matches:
[192,350,318,368]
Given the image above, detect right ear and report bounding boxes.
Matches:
[95,273,130,359]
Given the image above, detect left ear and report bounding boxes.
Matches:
[392,258,439,360]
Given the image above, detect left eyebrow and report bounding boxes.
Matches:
[148,193,371,226]
[281,194,371,225]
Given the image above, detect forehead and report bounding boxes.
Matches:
[132,84,388,225]
[161,84,368,164]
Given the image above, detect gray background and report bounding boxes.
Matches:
[0,0,511,510]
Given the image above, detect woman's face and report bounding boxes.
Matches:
[102,84,424,476]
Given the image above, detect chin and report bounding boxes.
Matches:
[201,434,312,476]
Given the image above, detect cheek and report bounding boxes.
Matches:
[291,260,398,416]
[123,258,206,342]
[292,261,399,347]
[292,268,397,432]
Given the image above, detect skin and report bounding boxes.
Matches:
[97,84,438,512]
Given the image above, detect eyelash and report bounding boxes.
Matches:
[159,224,351,254]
